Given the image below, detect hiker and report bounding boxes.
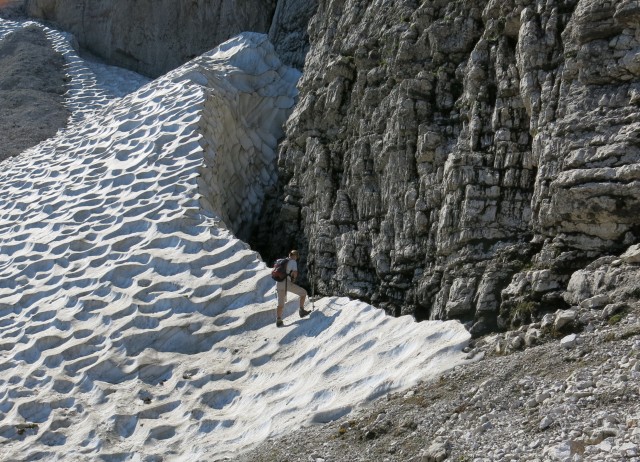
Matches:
[275,250,309,327]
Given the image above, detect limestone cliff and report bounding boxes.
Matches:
[24,0,278,77]
[254,0,640,335]
[268,0,319,70]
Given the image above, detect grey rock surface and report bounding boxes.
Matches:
[24,0,278,77]
[254,0,640,333]
[268,0,319,70]
[0,23,68,162]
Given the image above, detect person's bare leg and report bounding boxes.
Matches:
[276,286,285,326]
[298,291,309,317]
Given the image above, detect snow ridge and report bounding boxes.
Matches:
[0,20,471,462]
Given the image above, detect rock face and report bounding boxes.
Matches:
[268,0,319,69]
[24,0,278,77]
[0,24,68,161]
[254,0,640,334]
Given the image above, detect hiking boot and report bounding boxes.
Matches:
[299,307,311,318]
[276,318,284,327]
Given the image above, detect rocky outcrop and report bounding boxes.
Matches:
[268,0,319,69]
[24,0,278,77]
[254,0,640,335]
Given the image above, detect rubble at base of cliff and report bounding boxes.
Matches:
[237,302,640,462]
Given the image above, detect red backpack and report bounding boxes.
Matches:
[271,258,289,281]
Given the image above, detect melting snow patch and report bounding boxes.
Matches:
[0,19,471,462]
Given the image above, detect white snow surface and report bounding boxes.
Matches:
[0,20,471,461]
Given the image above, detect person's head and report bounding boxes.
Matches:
[289,249,299,260]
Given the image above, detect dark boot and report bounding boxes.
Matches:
[299,307,310,318]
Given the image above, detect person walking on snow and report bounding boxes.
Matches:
[276,250,310,327]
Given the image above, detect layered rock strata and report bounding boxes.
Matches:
[255,0,640,335]
[268,0,319,69]
[24,0,278,77]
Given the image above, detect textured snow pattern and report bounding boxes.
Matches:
[0,20,471,461]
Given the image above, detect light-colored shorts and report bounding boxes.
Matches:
[276,279,307,306]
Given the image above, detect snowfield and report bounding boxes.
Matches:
[0,19,471,461]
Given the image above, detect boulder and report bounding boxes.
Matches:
[560,334,578,349]
[580,294,611,310]
[601,303,627,320]
[412,440,450,462]
[554,310,577,331]
[621,244,640,264]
